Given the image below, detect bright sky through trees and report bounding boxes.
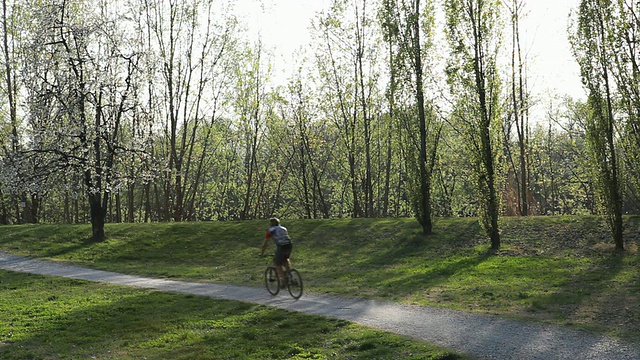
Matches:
[235,0,585,103]
[523,0,584,100]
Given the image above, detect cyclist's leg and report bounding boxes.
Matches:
[274,246,286,285]
[283,244,292,273]
[281,244,293,285]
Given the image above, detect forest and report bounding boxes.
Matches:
[0,0,638,249]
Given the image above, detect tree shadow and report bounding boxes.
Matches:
[0,271,462,359]
[0,224,98,259]
[301,218,492,299]
[522,248,638,338]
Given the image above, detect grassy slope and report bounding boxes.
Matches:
[1,216,639,342]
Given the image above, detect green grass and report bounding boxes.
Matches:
[0,271,460,359]
[1,216,639,346]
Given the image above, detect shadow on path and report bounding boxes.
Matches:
[1,251,639,360]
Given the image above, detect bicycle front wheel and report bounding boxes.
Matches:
[265,266,280,295]
[287,269,303,299]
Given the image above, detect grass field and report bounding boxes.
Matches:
[0,271,460,359]
[1,216,639,358]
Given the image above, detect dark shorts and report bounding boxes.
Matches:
[274,244,292,266]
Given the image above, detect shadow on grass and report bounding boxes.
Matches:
[523,250,638,336]
[2,290,271,358]
[0,224,98,259]
[2,217,638,343]
[294,218,492,299]
[0,270,463,360]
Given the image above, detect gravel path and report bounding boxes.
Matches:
[1,251,639,359]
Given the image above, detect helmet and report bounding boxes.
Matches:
[269,217,280,226]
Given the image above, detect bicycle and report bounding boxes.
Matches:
[264,263,303,299]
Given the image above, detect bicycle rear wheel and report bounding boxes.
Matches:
[265,266,280,295]
[286,269,303,299]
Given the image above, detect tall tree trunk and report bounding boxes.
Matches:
[355,1,374,217]
[476,57,501,249]
[451,0,502,249]
[89,193,106,241]
[383,37,395,217]
[241,124,259,220]
[127,182,135,223]
[414,0,433,235]
[597,6,623,250]
[296,116,312,218]
[509,0,529,216]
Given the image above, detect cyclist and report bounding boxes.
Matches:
[260,217,292,287]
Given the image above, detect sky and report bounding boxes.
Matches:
[234,0,330,70]
[234,0,585,103]
[521,0,584,100]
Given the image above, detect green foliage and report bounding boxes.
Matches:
[525,98,596,215]
[311,0,392,218]
[376,0,442,232]
[432,125,475,217]
[570,0,625,249]
[444,0,503,246]
[1,0,640,257]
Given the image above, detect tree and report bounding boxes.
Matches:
[283,68,333,218]
[21,0,142,240]
[140,0,236,222]
[570,0,624,250]
[445,0,502,249]
[527,98,595,215]
[379,1,399,218]
[0,0,39,224]
[314,2,357,217]
[608,1,640,215]
[232,41,270,220]
[503,0,531,216]
[379,0,441,234]
[408,0,439,234]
